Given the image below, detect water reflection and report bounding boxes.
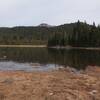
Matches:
[0,47,100,71]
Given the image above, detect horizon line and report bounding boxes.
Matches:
[0,20,99,28]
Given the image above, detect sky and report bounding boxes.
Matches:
[0,0,100,27]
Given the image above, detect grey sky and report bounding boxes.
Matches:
[0,0,100,27]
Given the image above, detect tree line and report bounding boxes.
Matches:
[0,21,100,47]
[48,21,100,47]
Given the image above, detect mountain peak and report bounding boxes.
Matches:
[38,23,52,27]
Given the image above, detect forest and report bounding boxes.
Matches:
[0,21,100,47]
[48,21,100,47]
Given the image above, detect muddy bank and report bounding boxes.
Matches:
[0,66,100,100]
[0,45,46,48]
[0,45,100,50]
[49,46,100,50]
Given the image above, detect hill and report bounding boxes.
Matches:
[0,21,99,47]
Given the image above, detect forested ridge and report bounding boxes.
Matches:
[48,21,100,47]
[0,21,100,47]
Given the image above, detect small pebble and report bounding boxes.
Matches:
[49,93,53,96]
[89,90,97,95]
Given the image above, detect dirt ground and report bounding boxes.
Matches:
[0,66,100,100]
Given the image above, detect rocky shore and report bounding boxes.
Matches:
[0,66,100,100]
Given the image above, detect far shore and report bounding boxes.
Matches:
[49,46,100,50]
[0,45,100,50]
[0,45,47,48]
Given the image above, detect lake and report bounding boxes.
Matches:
[0,47,100,71]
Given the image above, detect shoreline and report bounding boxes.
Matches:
[49,46,100,50]
[0,45,47,48]
[0,45,100,50]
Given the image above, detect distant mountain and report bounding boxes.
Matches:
[38,23,53,27]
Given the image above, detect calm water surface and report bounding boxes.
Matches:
[0,47,100,71]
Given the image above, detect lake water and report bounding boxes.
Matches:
[0,47,100,71]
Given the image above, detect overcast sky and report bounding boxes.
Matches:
[0,0,99,27]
